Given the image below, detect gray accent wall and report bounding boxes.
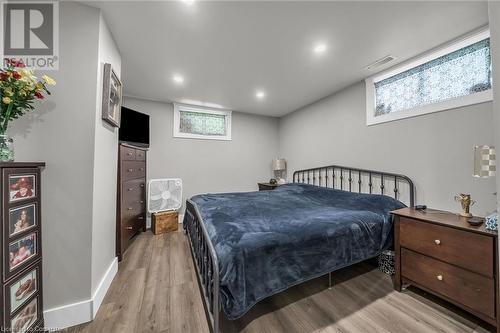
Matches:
[278,82,496,215]
[9,2,100,308]
[91,13,121,295]
[122,97,279,218]
[9,2,122,314]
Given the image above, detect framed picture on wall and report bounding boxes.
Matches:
[9,204,37,238]
[101,63,122,127]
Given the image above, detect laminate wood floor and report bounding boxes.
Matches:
[62,230,493,333]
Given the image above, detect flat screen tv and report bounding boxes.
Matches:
[119,107,150,148]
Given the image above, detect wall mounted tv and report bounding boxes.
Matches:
[119,107,150,148]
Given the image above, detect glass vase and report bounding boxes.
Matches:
[0,135,14,162]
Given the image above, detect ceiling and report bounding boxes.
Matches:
[89,1,489,117]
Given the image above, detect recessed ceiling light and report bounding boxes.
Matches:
[173,74,184,84]
[313,43,327,54]
[182,0,195,5]
[256,91,266,99]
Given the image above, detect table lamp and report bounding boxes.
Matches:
[272,158,287,185]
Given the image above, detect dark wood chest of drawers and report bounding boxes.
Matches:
[0,162,45,332]
[257,182,279,191]
[117,144,147,261]
[393,208,499,330]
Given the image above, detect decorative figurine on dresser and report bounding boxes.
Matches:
[0,162,45,332]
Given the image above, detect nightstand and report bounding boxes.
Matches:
[258,182,279,191]
[392,208,499,330]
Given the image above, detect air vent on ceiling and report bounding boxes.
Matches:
[364,55,396,71]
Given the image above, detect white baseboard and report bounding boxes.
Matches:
[92,257,118,317]
[43,299,92,331]
[178,213,184,224]
[44,257,118,330]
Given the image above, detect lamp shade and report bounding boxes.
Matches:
[473,145,496,178]
[272,158,286,171]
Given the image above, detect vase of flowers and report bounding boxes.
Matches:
[0,59,55,161]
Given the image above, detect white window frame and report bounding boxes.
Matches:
[365,28,492,126]
[173,103,232,141]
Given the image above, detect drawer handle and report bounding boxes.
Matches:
[140,200,144,204]
[127,168,133,172]
[436,275,443,281]
[140,184,145,188]
[140,168,145,171]
[434,239,441,245]
[127,152,133,156]
[127,207,133,210]
[128,188,133,191]
[138,216,144,220]
[125,226,133,230]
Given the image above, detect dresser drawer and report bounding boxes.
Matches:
[399,217,493,277]
[122,196,145,212]
[122,214,145,235]
[122,179,145,207]
[121,161,146,181]
[402,248,494,319]
[120,146,136,161]
[122,179,145,196]
[121,200,144,218]
[135,149,146,161]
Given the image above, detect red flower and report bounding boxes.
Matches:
[0,72,8,81]
[34,92,44,99]
[12,71,21,79]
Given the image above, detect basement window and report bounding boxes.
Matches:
[173,103,232,140]
[366,29,492,125]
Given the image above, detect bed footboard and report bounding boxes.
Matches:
[184,199,221,333]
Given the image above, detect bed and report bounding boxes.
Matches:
[183,165,415,333]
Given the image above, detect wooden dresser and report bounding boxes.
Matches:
[393,208,498,330]
[257,182,279,191]
[117,144,147,261]
[0,162,45,332]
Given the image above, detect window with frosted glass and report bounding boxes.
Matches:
[374,38,491,117]
[179,111,227,136]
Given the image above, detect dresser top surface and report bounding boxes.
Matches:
[0,162,45,168]
[392,207,497,237]
[120,142,148,151]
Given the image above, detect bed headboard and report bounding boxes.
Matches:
[293,165,415,207]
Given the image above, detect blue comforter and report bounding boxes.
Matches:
[187,183,405,320]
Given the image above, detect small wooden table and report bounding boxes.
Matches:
[392,207,499,330]
[258,182,279,191]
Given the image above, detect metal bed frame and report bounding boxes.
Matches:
[183,164,415,333]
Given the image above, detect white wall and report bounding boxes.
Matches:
[123,97,279,224]
[91,13,121,296]
[279,82,496,215]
